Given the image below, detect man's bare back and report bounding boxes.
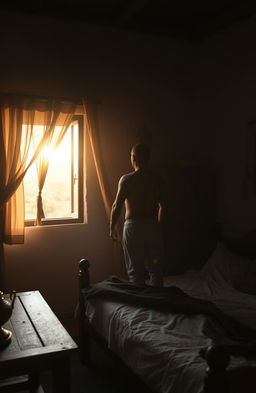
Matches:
[110,143,166,242]
[120,169,163,221]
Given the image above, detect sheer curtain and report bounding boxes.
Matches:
[82,99,126,278]
[35,104,76,224]
[82,99,113,218]
[0,95,76,288]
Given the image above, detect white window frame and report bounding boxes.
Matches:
[25,114,84,227]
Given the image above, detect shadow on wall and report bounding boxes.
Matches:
[162,161,217,275]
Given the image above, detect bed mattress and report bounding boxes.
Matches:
[85,271,256,393]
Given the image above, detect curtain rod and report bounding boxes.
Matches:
[0,92,83,105]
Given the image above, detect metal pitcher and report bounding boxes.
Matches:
[0,290,16,346]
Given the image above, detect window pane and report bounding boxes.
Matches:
[43,130,72,219]
[23,119,80,222]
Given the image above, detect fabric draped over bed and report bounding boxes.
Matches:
[82,276,256,357]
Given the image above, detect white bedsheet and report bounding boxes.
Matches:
[86,271,256,393]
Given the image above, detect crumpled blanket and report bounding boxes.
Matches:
[82,276,256,356]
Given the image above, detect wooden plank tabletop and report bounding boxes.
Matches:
[0,291,78,364]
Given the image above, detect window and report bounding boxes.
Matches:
[23,115,84,226]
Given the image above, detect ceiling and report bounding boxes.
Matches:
[2,0,256,40]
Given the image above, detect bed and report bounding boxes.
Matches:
[78,229,256,393]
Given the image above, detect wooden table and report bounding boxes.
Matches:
[0,291,78,393]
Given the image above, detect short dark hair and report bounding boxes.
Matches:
[131,143,150,162]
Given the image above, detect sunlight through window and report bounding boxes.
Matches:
[22,116,84,225]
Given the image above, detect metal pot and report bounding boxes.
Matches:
[0,290,16,346]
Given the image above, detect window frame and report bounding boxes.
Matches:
[25,114,84,227]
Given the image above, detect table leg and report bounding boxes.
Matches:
[29,372,41,393]
[52,357,71,393]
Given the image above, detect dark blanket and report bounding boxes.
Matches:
[82,276,256,356]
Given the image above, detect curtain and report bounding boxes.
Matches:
[0,96,41,245]
[82,99,126,278]
[82,99,112,218]
[0,95,76,288]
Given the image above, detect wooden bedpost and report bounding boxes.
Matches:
[79,258,90,290]
[201,345,230,393]
[78,258,91,365]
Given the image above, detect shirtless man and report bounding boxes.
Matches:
[110,143,166,286]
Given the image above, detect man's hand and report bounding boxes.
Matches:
[110,227,120,242]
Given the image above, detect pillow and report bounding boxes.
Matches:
[235,262,256,295]
[202,241,256,295]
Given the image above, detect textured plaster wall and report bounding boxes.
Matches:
[0,10,198,313]
[194,16,256,235]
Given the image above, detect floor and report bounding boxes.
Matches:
[40,337,149,393]
[9,335,149,393]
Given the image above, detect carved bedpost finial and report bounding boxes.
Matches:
[79,259,90,271]
[200,344,230,393]
[79,259,90,288]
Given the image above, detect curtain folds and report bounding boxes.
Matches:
[0,95,77,241]
[82,99,126,278]
[82,99,113,219]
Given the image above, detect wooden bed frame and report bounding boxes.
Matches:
[78,228,256,393]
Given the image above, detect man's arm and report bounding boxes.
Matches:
[158,177,168,224]
[110,176,127,241]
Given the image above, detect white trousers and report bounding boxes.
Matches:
[122,218,164,286]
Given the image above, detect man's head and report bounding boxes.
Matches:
[131,143,150,170]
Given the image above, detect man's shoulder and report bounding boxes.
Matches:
[120,171,135,181]
[119,172,135,185]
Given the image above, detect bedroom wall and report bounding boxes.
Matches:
[0,10,202,314]
[195,15,256,236]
